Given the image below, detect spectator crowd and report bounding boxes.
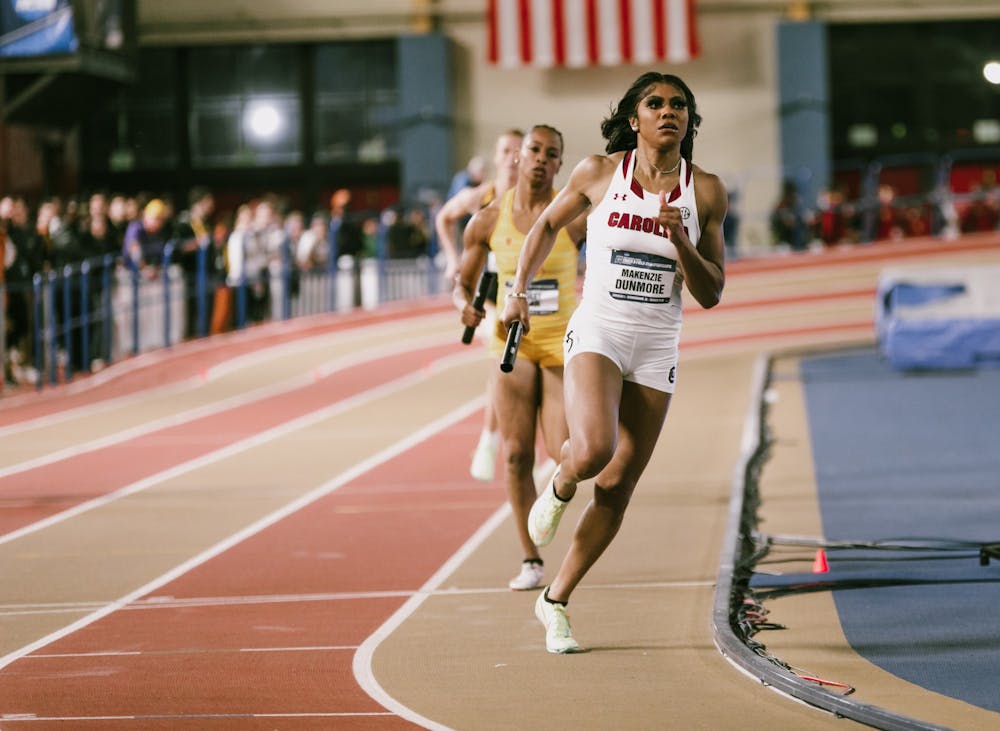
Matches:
[769,168,1000,251]
[1,188,438,388]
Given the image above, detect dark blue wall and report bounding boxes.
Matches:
[396,33,454,204]
[777,21,830,208]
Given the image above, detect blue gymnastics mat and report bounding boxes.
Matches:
[876,265,1000,370]
[776,349,1000,712]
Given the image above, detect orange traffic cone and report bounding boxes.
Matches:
[812,548,829,573]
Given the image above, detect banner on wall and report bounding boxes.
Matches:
[0,0,77,58]
[487,0,700,69]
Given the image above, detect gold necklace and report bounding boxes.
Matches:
[643,149,681,175]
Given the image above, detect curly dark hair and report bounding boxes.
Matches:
[600,72,702,160]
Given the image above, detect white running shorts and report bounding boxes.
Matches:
[563,308,678,394]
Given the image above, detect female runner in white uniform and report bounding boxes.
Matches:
[501,72,728,653]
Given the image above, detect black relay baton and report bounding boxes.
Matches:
[499,320,524,373]
[461,271,498,345]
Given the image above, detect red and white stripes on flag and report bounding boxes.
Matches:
[487,0,700,69]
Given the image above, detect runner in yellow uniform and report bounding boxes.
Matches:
[454,125,586,590]
[487,185,580,366]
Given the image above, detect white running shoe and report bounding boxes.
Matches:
[508,561,544,591]
[534,589,581,654]
[469,435,498,482]
[528,470,570,547]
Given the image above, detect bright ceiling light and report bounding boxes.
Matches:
[984,61,1000,85]
[245,102,283,141]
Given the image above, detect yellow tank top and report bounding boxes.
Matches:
[489,188,578,342]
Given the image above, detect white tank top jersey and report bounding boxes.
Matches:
[582,149,701,335]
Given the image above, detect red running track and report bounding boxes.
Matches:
[1,407,502,728]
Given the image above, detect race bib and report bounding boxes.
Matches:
[608,249,675,304]
[506,278,559,315]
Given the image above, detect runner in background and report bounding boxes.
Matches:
[437,129,525,482]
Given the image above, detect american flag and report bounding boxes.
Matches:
[487,0,700,69]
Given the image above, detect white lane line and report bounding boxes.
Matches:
[0,713,394,721]
[17,585,716,657]
[0,348,482,548]
[28,646,358,659]
[352,503,513,731]
[0,607,107,618]
[238,645,355,653]
[0,330,455,481]
[0,310,452,437]
[0,393,485,672]
[0,580,714,617]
